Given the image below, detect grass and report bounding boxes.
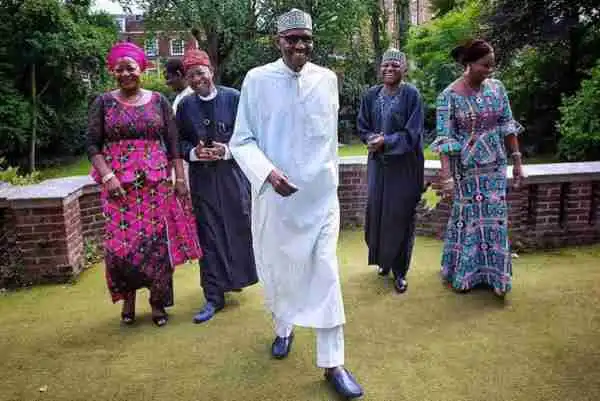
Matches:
[40,144,558,180]
[1,231,599,401]
[339,142,560,163]
[39,156,92,180]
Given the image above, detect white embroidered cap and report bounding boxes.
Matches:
[277,8,312,33]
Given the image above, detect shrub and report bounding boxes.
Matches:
[0,158,42,185]
[558,61,600,161]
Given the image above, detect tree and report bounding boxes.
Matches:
[405,1,481,109]
[136,0,368,85]
[484,0,600,65]
[558,60,600,161]
[0,0,117,169]
[485,0,600,154]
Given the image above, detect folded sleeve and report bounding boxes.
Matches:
[430,91,462,155]
[496,80,524,137]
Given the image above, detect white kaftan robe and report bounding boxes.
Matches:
[230,59,345,329]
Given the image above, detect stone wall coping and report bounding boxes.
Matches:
[3,176,94,203]
[338,157,600,184]
[0,159,599,206]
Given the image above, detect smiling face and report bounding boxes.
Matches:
[277,28,313,71]
[466,52,496,83]
[380,60,406,86]
[186,65,214,97]
[112,57,142,91]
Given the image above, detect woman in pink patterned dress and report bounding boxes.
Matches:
[87,42,202,326]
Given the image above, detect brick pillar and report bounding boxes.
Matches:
[11,194,84,285]
[506,183,529,250]
[565,182,597,245]
[79,184,104,244]
[527,183,564,248]
[338,163,368,228]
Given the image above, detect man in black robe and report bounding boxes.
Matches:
[357,48,425,294]
[176,48,258,323]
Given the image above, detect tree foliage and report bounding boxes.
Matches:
[558,60,600,161]
[0,0,117,169]
[135,0,369,85]
[404,0,481,129]
[484,0,600,64]
[428,0,467,18]
[485,0,600,155]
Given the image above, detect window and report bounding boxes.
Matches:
[170,39,184,56]
[145,38,158,57]
[115,17,126,32]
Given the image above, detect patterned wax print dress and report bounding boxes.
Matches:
[87,91,202,307]
[430,79,523,293]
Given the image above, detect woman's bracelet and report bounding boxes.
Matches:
[175,178,185,183]
[101,172,115,184]
[511,151,522,158]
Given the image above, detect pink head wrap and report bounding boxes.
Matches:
[106,42,148,71]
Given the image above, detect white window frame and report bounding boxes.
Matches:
[170,39,185,56]
[145,38,159,57]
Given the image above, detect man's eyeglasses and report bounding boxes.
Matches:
[281,35,313,45]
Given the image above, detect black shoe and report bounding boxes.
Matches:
[324,367,363,399]
[394,277,408,294]
[120,312,135,325]
[152,314,168,327]
[377,266,390,276]
[271,332,294,359]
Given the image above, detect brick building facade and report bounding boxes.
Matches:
[113,14,197,72]
[383,0,432,46]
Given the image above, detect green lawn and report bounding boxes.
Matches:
[1,231,599,401]
[40,145,557,180]
[339,142,559,163]
[339,142,438,159]
[39,156,92,180]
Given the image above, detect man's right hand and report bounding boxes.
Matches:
[267,169,297,197]
[194,141,221,162]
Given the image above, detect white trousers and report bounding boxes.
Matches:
[274,316,344,368]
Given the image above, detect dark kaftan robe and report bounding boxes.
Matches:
[176,86,258,307]
[357,83,425,279]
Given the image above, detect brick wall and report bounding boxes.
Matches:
[0,160,599,288]
[79,185,104,244]
[338,158,600,250]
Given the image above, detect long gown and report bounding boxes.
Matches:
[230,59,345,329]
[431,78,523,293]
[87,91,202,307]
[176,87,258,307]
[357,83,425,278]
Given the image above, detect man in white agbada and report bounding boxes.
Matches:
[229,8,363,399]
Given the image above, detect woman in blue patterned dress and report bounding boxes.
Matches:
[431,39,524,298]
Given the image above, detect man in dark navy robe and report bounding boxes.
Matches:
[176,48,258,323]
[357,48,425,294]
